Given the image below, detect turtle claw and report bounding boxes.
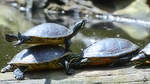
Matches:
[13,67,26,80]
[14,40,23,46]
[66,68,74,75]
[14,74,24,80]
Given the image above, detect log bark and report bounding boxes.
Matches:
[1,66,150,84]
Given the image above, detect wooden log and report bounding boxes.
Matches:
[1,66,150,84]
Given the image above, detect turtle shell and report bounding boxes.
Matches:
[83,38,139,58]
[23,23,72,38]
[140,43,150,55]
[9,45,70,65]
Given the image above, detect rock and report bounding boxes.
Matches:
[1,66,150,84]
[114,0,150,18]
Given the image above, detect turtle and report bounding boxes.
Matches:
[5,19,86,51]
[70,38,139,67]
[131,43,150,65]
[1,45,73,80]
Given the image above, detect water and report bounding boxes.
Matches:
[1,4,150,70]
[96,14,150,27]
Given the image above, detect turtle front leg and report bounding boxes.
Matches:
[13,66,27,80]
[64,60,74,75]
[1,64,14,73]
[61,59,74,75]
[65,39,71,51]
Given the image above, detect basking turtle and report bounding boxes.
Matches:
[71,38,139,67]
[5,20,86,51]
[131,43,150,65]
[1,45,73,80]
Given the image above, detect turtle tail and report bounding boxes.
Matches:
[5,34,18,42]
[68,19,87,39]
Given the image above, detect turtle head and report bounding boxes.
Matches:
[73,19,87,30]
[69,19,87,39]
[14,32,31,46]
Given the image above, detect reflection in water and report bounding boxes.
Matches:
[73,33,100,47]
[114,23,149,40]
[96,14,150,27]
[96,13,150,40]
[0,4,33,33]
